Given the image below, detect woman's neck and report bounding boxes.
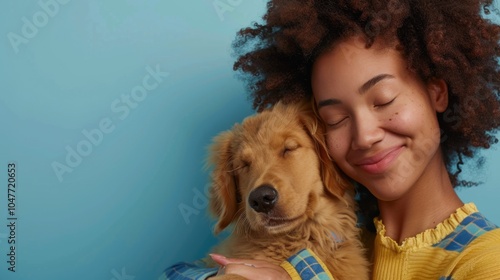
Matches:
[377,153,463,244]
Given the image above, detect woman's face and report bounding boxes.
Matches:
[311,37,449,202]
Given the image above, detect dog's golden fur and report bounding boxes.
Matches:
[207,101,370,280]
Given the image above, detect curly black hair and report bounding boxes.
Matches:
[232,0,500,231]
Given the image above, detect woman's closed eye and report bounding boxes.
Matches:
[326,116,349,128]
[374,97,397,108]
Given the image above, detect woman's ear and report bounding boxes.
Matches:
[427,78,449,113]
[206,130,239,235]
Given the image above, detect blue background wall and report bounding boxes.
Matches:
[0,1,498,279]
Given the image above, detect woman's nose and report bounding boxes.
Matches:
[351,115,384,150]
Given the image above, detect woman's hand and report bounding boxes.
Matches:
[209,253,292,280]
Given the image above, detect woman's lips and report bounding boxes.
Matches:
[355,146,405,174]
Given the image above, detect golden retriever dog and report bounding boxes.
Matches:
[206,101,370,280]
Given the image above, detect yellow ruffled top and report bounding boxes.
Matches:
[374,203,478,252]
[371,203,500,280]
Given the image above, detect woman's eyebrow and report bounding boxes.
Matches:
[317,74,395,110]
[317,98,341,109]
[359,74,395,94]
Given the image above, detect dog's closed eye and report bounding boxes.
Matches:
[227,144,253,172]
[232,161,250,173]
[230,157,250,172]
[283,139,300,156]
[233,155,252,173]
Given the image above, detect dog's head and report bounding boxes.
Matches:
[207,100,352,235]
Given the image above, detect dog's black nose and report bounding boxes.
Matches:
[248,184,278,213]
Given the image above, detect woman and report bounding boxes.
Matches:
[163,0,500,279]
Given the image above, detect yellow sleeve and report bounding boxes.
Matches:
[280,261,302,280]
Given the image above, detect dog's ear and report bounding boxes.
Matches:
[317,145,352,200]
[298,100,352,200]
[207,129,240,235]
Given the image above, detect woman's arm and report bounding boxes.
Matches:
[210,249,335,280]
[161,249,334,280]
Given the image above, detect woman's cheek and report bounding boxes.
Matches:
[384,111,405,128]
[325,132,350,164]
[383,104,415,132]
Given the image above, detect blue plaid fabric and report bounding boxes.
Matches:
[433,212,498,252]
[288,249,333,280]
[160,260,218,280]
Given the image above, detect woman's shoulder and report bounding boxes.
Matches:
[432,203,498,251]
[455,205,499,244]
[449,227,500,279]
[428,207,500,279]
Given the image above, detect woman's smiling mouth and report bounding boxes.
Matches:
[354,146,405,174]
